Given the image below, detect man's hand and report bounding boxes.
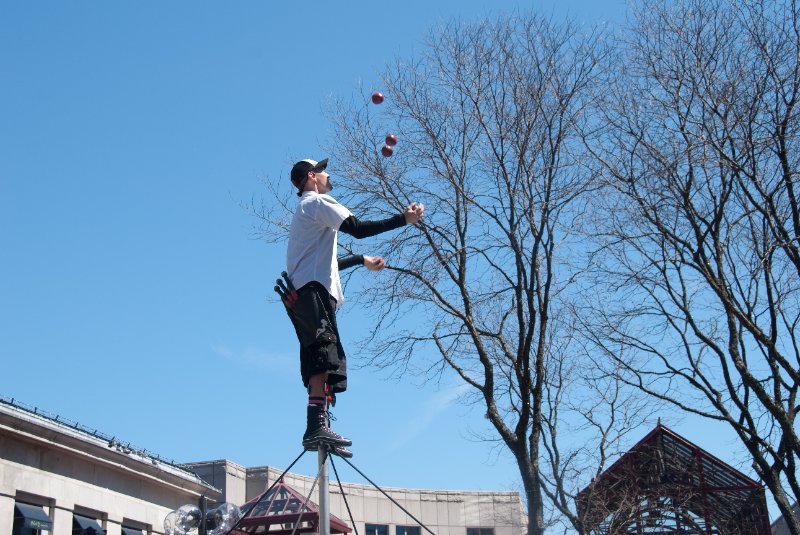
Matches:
[363,255,386,271]
[404,202,425,224]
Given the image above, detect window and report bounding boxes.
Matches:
[121,519,148,535]
[73,514,105,535]
[397,526,421,535]
[467,529,494,535]
[366,524,388,535]
[13,502,53,535]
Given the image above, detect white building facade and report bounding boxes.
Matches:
[189,462,526,535]
[0,398,220,535]
[1,398,526,535]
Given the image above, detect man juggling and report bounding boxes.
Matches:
[279,157,424,458]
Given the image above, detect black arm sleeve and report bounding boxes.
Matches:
[338,214,406,239]
[337,255,364,271]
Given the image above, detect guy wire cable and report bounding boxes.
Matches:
[340,456,437,535]
[329,456,359,535]
[224,448,308,534]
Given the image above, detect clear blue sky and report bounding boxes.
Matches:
[1,0,763,517]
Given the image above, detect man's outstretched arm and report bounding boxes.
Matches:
[338,215,405,239]
[338,202,425,239]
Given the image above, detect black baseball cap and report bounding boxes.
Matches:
[290,158,328,194]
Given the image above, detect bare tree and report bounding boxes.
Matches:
[586,0,800,532]
[538,346,660,534]
[318,13,652,535]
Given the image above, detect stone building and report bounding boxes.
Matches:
[188,462,525,535]
[1,398,526,535]
[770,502,799,535]
[0,398,219,535]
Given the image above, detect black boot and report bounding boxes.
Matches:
[310,442,353,458]
[331,445,353,458]
[326,409,352,458]
[302,404,352,448]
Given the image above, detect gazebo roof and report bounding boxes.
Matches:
[576,423,770,534]
[233,479,351,535]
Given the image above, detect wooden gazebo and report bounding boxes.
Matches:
[576,423,771,534]
[232,479,351,535]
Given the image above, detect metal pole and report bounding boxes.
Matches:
[199,495,207,535]
[318,446,330,535]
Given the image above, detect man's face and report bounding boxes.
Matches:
[311,169,332,193]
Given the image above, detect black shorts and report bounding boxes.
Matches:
[288,282,347,393]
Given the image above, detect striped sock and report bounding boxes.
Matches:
[308,396,325,407]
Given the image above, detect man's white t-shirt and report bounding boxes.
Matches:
[287,191,353,306]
